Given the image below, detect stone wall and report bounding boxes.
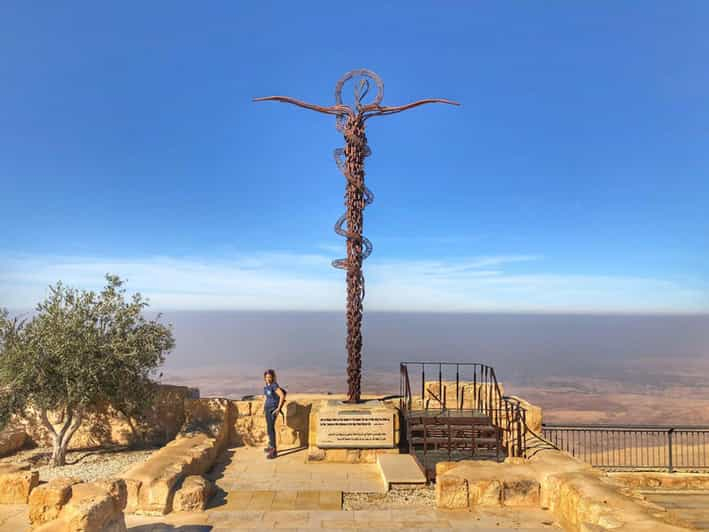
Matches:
[0,427,27,457]
[9,384,195,450]
[435,449,694,531]
[419,380,507,411]
[231,396,310,449]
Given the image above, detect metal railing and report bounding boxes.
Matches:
[542,423,709,471]
[399,362,528,458]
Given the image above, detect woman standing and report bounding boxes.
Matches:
[263,369,286,459]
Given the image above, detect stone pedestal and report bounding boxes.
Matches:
[307,399,400,463]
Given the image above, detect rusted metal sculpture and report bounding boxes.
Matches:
[255,69,458,403]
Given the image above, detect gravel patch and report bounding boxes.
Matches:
[0,446,155,483]
[343,486,435,510]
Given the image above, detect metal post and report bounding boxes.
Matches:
[438,363,442,410]
[455,364,460,409]
[668,428,674,472]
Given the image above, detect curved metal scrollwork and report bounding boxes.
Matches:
[254,69,458,403]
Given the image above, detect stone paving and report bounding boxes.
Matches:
[0,444,562,530]
[641,490,709,530]
[0,503,28,531]
[125,444,561,530]
[207,446,388,494]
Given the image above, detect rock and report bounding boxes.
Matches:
[0,466,39,503]
[502,478,540,506]
[29,477,80,525]
[435,461,462,477]
[435,474,469,509]
[181,398,234,452]
[0,426,27,457]
[469,478,502,506]
[35,479,128,532]
[173,475,213,512]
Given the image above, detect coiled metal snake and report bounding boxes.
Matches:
[254,69,458,403]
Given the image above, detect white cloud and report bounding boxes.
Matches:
[0,251,707,313]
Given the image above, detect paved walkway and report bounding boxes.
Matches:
[0,444,562,530]
[127,507,559,530]
[641,490,709,530]
[208,445,388,494]
[0,503,28,531]
[125,444,560,530]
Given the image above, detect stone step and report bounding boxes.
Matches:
[377,453,426,488]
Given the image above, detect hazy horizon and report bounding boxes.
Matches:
[132,311,709,393]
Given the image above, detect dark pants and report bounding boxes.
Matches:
[265,407,277,450]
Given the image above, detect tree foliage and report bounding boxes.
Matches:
[0,275,174,466]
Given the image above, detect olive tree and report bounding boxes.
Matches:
[0,275,174,466]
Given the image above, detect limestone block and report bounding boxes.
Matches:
[29,477,80,525]
[182,397,234,451]
[306,447,398,464]
[231,399,269,446]
[35,479,128,532]
[469,478,502,506]
[435,461,462,477]
[0,467,39,503]
[0,426,27,457]
[506,395,543,434]
[173,475,213,512]
[435,475,469,509]
[122,433,218,514]
[502,478,540,506]
[61,491,126,532]
[277,425,300,447]
[122,478,142,514]
[425,380,506,410]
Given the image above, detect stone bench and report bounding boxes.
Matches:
[121,397,233,515]
[122,432,217,515]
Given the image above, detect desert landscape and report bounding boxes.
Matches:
[163,354,709,427]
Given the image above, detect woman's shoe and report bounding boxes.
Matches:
[266,449,278,459]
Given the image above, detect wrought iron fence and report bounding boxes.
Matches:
[399,362,528,459]
[542,424,709,471]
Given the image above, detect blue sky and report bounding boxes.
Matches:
[1,2,708,312]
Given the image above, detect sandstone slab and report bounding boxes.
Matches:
[29,477,80,525]
[173,475,213,512]
[0,465,39,504]
[0,426,27,457]
[377,454,426,487]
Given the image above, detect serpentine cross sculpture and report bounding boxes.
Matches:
[255,69,458,403]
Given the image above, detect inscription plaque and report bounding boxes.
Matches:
[316,400,395,448]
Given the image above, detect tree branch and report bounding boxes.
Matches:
[57,408,73,444]
[61,410,83,449]
[39,408,57,438]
